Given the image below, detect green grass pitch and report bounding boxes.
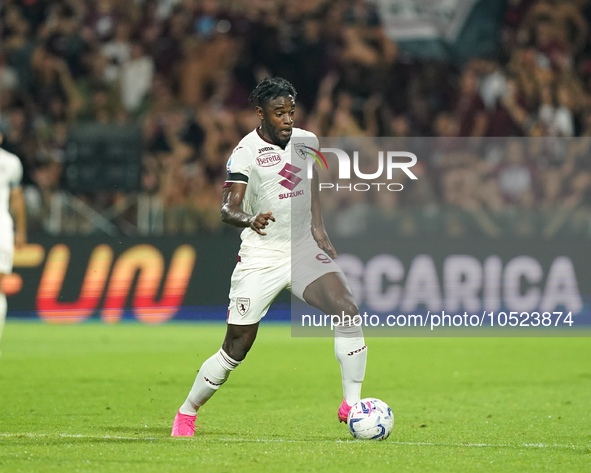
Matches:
[0,321,589,472]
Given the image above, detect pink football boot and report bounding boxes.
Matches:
[338,399,352,423]
[171,411,197,437]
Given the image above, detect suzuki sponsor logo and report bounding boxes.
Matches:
[279,189,304,199]
[278,163,302,191]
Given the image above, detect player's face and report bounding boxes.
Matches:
[258,95,295,147]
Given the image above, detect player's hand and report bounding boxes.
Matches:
[14,231,27,249]
[249,211,275,236]
[313,227,337,259]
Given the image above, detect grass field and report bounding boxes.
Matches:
[0,321,589,472]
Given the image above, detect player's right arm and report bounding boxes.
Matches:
[221,183,275,236]
[222,144,275,235]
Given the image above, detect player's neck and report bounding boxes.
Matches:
[257,126,286,149]
[257,126,275,145]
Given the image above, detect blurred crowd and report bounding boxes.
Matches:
[1,0,591,237]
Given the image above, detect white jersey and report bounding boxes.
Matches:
[0,147,23,230]
[226,127,318,253]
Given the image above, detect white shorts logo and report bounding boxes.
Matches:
[236,298,250,316]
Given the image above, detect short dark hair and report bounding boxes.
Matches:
[248,77,297,107]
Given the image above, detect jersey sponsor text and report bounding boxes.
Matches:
[279,189,304,199]
[256,153,282,167]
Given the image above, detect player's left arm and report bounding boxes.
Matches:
[311,166,337,259]
[10,185,27,249]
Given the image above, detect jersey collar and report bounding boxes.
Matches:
[256,127,276,146]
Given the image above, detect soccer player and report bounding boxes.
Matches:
[171,78,367,436]
[0,132,27,346]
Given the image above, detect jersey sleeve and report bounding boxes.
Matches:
[9,158,23,188]
[303,130,319,152]
[312,134,320,154]
[225,145,253,183]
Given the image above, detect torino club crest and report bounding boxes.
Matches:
[237,297,250,316]
[294,143,328,169]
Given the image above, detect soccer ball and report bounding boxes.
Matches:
[347,398,394,440]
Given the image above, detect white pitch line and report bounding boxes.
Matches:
[379,441,583,449]
[0,433,585,450]
[0,433,164,441]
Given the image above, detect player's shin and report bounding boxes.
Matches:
[179,348,241,416]
[334,323,367,406]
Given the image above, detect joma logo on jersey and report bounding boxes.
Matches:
[278,163,302,190]
[256,153,281,167]
[257,146,274,153]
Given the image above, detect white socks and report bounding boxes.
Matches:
[334,323,367,406]
[178,329,366,417]
[179,348,241,416]
[0,293,6,343]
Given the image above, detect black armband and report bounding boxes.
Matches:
[226,172,249,183]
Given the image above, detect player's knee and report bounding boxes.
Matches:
[222,323,258,362]
[223,344,249,362]
[330,298,359,321]
[222,337,253,362]
[346,302,360,318]
[332,300,358,327]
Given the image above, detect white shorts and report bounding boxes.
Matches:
[227,238,343,325]
[0,228,14,274]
